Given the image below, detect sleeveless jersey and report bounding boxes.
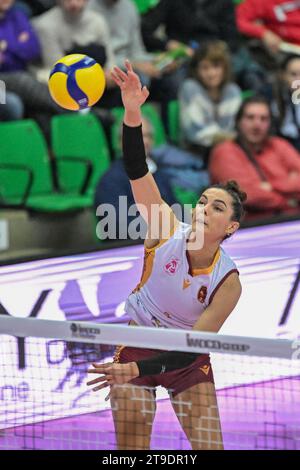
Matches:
[125,222,238,329]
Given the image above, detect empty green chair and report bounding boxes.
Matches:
[111,103,166,157]
[0,119,91,211]
[51,113,111,201]
[167,100,181,144]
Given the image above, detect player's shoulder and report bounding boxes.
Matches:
[213,249,241,292]
[219,246,238,270]
[144,219,187,251]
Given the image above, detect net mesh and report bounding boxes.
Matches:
[0,316,300,450]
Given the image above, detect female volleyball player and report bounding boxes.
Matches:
[87,60,246,450]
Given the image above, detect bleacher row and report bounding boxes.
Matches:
[133,0,244,15]
[0,101,201,216]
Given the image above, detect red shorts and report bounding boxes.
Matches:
[114,346,214,397]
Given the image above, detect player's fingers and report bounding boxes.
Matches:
[104,375,113,382]
[105,383,117,401]
[92,362,113,368]
[87,368,107,375]
[111,71,124,87]
[88,364,115,375]
[87,367,109,375]
[92,382,110,392]
[86,376,105,386]
[142,86,150,100]
[113,66,128,81]
[87,373,115,386]
[125,60,134,72]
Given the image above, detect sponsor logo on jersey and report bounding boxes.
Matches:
[164,256,181,275]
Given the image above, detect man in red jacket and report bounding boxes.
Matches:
[236,0,300,54]
[209,96,300,216]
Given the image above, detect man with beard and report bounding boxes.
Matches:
[209,96,300,216]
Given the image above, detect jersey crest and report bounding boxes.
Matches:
[197,285,208,303]
[164,256,180,275]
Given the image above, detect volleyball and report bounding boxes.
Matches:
[48,54,106,111]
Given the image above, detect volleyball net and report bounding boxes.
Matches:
[0,316,299,450]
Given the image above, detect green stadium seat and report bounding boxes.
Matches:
[167,100,181,144]
[173,186,199,207]
[242,89,254,100]
[132,0,159,14]
[111,103,166,157]
[51,113,110,201]
[0,120,91,212]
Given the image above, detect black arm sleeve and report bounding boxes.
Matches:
[136,350,199,377]
[122,123,149,180]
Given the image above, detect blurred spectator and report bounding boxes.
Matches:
[179,42,242,165]
[90,0,156,71]
[150,144,210,195]
[89,0,179,127]
[15,1,32,16]
[272,54,300,151]
[142,0,238,54]
[33,0,116,87]
[0,91,24,119]
[20,1,55,16]
[0,0,62,120]
[209,96,300,216]
[0,0,40,72]
[141,0,267,95]
[236,0,300,55]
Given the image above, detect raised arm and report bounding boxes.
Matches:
[111,60,178,245]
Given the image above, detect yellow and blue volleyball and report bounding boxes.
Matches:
[48,54,106,111]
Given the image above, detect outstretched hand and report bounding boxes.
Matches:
[87,361,139,399]
[111,60,149,112]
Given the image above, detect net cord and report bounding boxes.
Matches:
[0,316,299,360]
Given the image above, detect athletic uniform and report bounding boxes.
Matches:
[115,221,239,396]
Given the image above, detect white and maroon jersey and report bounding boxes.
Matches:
[125,222,238,329]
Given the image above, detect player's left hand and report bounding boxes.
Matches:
[87,361,139,393]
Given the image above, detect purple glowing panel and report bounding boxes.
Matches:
[0,220,300,450]
[0,220,299,337]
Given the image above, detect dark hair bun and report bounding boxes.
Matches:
[225,180,247,203]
